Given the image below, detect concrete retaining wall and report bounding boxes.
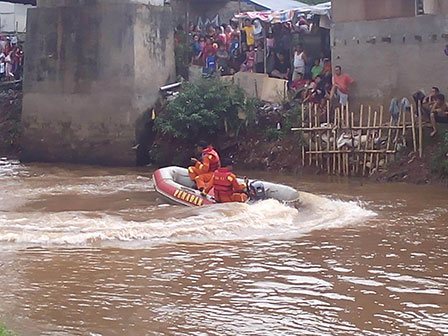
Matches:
[332,14,448,109]
[332,0,416,23]
[21,2,175,165]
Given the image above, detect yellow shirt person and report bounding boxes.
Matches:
[243,20,255,46]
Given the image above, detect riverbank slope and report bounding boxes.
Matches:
[1,85,447,186]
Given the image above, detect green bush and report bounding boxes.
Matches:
[155,79,257,142]
[265,128,284,141]
[0,322,15,336]
[431,131,448,177]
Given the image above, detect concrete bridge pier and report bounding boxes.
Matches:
[21,0,175,166]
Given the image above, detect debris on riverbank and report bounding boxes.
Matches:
[371,128,448,186]
[0,83,22,158]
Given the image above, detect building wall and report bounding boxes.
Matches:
[332,0,416,23]
[21,2,175,166]
[332,14,448,108]
[0,3,34,33]
[423,0,448,13]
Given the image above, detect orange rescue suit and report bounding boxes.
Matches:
[205,168,248,203]
[188,146,221,190]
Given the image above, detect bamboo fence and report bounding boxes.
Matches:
[292,102,423,176]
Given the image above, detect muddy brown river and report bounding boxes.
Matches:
[0,158,447,335]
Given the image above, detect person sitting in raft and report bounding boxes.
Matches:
[203,157,248,203]
[188,140,221,192]
[430,93,448,137]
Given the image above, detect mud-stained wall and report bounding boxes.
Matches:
[332,14,448,108]
[332,0,416,23]
[21,2,175,166]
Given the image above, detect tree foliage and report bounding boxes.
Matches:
[155,79,259,142]
[0,323,15,336]
[431,130,448,177]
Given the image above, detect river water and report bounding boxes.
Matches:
[0,158,447,336]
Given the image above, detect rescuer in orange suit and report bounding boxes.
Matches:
[204,157,249,203]
[188,140,221,191]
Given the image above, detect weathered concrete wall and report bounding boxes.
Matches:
[332,14,448,109]
[332,0,416,23]
[21,2,175,165]
[171,0,256,29]
[442,0,448,13]
[423,0,448,13]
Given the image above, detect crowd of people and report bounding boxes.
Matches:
[0,35,24,82]
[179,18,354,108]
[186,19,266,76]
[183,15,329,79]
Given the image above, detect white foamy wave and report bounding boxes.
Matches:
[0,194,376,246]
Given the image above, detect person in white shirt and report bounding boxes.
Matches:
[0,52,5,81]
[292,45,306,82]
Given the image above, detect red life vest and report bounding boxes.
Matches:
[202,146,221,172]
[213,168,234,198]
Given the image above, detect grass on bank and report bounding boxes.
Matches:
[430,129,448,177]
[0,322,15,336]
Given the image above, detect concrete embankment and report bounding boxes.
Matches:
[20,1,175,166]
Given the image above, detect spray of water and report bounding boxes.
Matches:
[0,194,376,246]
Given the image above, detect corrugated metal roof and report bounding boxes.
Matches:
[247,0,311,11]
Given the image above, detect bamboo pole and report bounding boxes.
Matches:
[301,103,305,166]
[393,110,402,151]
[314,104,319,168]
[344,102,349,176]
[410,105,417,153]
[363,106,372,176]
[334,107,339,175]
[345,149,350,176]
[368,110,378,175]
[385,115,394,165]
[263,22,267,74]
[350,110,355,174]
[291,125,414,131]
[308,103,312,165]
[327,100,331,175]
[306,150,397,154]
[418,100,423,158]
[375,106,384,171]
[346,102,350,128]
[402,107,407,148]
[357,105,364,174]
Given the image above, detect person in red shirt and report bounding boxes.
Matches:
[331,65,354,105]
[204,158,248,203]
[188,141,221,191]
[202,37,217,63]
[290,72,309,100]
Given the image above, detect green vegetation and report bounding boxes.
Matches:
[0,322,15,336]
[155,78,259,142]
[431,130,448,177]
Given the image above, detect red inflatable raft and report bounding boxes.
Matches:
[153,166,301,208]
